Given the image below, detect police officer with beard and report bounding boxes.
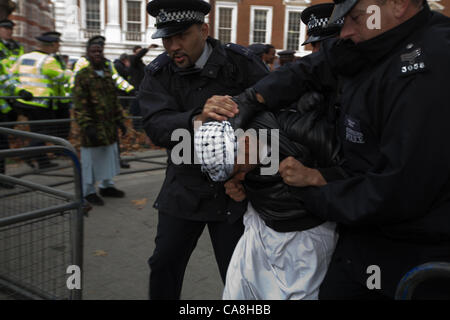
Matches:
[227,0,450,299]
[139,0,268,299]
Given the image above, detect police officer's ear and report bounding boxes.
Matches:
[390,0,413,19]
[200,23,209,40]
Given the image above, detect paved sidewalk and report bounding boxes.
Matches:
[80,151,224,300]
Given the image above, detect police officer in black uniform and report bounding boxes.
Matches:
[139,0,268,299]
[232,0,450,299]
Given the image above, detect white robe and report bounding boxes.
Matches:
[223,203,338,300]
[81,142,120,188]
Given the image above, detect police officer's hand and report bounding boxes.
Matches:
[224,172,247,202]
[195,95,238,123]
[18,89,33,101]
[279,156,327,187]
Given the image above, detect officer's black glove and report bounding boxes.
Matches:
[18,89,33,101]
[296,91,325,114]
[118,122,127,137]
[85,126,99,145]
[229,88,266,129]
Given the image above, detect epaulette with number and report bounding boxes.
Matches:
[146,53,171,75]
[224,43,255,60]
[398,42,428,77]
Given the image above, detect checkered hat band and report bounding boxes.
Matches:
[333,17,345,26]
[156,9,205,26]
[194,121,237,182]
[308,16,329,30]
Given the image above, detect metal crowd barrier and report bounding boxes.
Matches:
[395,262,450,300]
[0,127,83,300]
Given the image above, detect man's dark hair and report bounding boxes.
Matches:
[133,45,142,53]
[119,53,129,61]
[263,44,275,54]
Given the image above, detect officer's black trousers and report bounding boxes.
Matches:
[148,212,244,300]
[14,102,54,166]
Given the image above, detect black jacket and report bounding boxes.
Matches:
[243,95,344,232]
[129,48,148,88]
[139,37,268,222]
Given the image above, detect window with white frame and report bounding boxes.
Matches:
[250,6,272,44]
[284,7,307,54]
[215,1,237,44]
[85,0,101,38]
[126,0,142,41]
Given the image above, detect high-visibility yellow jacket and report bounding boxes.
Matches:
[70,56,134,93]
[52,54,72,107]
[10,51,71,108]
[0,39,25,69]
[0,61,20,114]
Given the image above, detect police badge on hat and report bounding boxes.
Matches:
[147,0,211,39]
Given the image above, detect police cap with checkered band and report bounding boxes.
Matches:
[147,0,211,39]
[301,3,343,45]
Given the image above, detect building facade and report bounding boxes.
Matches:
[52,0,449,61]
[9,0,55,52]
[53,0,162,62]
[209,0,450,56]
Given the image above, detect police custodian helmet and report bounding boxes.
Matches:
[301,3,344,45]
[147,0,211,39]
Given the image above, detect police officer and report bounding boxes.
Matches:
[139,0,268,299]
[10,31,70,169]
[0,19,24,68]
[234,0,450,299]
[301,3,343,53]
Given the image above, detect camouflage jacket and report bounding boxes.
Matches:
[73,63,125,147]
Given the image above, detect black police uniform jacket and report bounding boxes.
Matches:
[139,37,268,222]
[253,4,450,294]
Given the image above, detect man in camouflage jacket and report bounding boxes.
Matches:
[73,37,127,205]
[73,64,125,147]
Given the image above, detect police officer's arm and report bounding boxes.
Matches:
[42,56,70,84]
[252,50,334,111]
[297,67,450,226]
[110,63,135,94]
